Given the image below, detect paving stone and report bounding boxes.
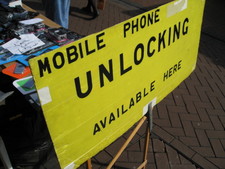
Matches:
[95,150,113,163]
[221,139,225,150]
[153,138,165,153]
[165,128,185,137]
[126,138,141,151]
[220,116,225,129]
[167,105,188,114]
[206,131,225,139]
[210,115,224,130]
[166,145,180,164]
[170,139,195,158]
[182,120,196,137]
[179,137,200,147]
[152,125,174,143]
[184,81,199,96]
[154,119,172,127]
[208,158,225,169]
[156,104,170,119]
[194,101,214,109]
[192,147,215,157]
[207,108,225,116]
[196,107,211,122]
[168,112,183,128]
[206,89,225,100]
[139,136,153,153]
[210,139,225,158]
[147,152,156,164]
[105,137,128,157]
[195,86,211,103]
[179,113,200,122]
[172,93,185,106]
[195,129,211,147]
[192,121,214,130]
[127,151,144,163]
[155,153,170,169]
[113,161,142,169]
[136,120,148,136]
[179,155,193,165]
[218,97,225,110]
[192,153,218,169]
[194,69,210,87]
[169,164,197,169]
[209,96,224,110]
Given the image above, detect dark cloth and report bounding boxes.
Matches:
[0,0,11,5]
[41,0,70,28]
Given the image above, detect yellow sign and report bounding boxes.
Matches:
[29,0,205,168]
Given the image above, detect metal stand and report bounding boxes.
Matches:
[0,91,14,169]
[0,136,13,169]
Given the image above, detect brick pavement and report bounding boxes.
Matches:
[22,0,225,168]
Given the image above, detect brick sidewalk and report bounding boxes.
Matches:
[23,0,225,168]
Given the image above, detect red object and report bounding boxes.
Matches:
[2,62,31,79]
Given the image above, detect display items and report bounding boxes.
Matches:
[0,4,84,169]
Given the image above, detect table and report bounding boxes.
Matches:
[0,4,62,169]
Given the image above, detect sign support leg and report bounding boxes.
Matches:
[140,103,153,169]
[86,103,153,169]
[87,159,92,169]
[106,116,147,169]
